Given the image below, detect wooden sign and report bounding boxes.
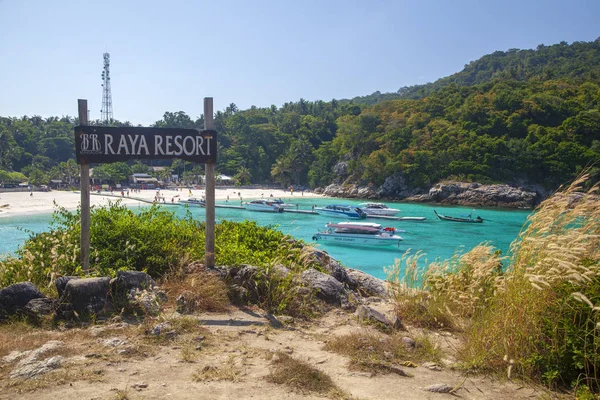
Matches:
[74,126,217,164]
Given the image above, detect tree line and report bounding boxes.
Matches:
[1,40,599,191]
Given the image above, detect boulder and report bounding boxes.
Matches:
[55,276,80,298]
[300,247,353,285]
[24,298,57,323]
[356,305,391,328]
[111,271,155,295]
[0,282,46,320]
[61,277,112,317]
[347,269,388,297]
[300,268,344,305]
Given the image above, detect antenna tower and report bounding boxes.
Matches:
[101,53,113,123]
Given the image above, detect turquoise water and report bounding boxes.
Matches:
[0,198,531,279]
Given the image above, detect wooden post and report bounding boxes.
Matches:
[78,99,90,272]
[204,98,215,268]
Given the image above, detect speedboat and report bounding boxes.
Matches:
[179,197,205,207]
[244,199,283,213]
[270,198,296,209]
[312,222,403,247]
[358,202,401,216]
[314,204,367,219]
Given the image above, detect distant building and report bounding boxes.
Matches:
[130,173,159,186]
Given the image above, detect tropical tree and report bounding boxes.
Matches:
[270,157,293,188]
[234,166,252,185]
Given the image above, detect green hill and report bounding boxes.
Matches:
[344,39,600,105]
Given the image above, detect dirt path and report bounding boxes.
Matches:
[1,303,543,400]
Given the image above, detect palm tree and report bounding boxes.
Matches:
[270,157,292,188]
[234,166,252,186]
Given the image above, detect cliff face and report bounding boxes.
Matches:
[316,180,540,209]
[413,181,538,208]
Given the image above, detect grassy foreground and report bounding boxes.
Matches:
[388,173,600,393]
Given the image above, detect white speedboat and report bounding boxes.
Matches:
[358,202,400,216]
[314,204,367,219]
[312,222,403,247]
[244,199,283,213]
[179,197,205,207]
[271,198,296,209]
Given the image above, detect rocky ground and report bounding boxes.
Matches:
[0,302,546,400]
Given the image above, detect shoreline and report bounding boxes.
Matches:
[0,188,324,218]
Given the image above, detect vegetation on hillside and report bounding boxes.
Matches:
[1,40,599,193]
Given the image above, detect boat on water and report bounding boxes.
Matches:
[434,210,483,223]
[244,199,283,213]
[179,197,205,207]
[270,198,296,209]
[314,204,367,219]
[358,202,401,216]
[312,222,403,247]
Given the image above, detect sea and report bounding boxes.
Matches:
[0,197,531,280]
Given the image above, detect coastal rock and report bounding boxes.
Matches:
[323,183,378,199]
[61,277,112,317]
[422,181,538,208]
[0,282,46,320]
[346,269,388,297]
[377,172,410,198]
[332,162,349,183]
[300,268,344,305]
[300,247,353,285]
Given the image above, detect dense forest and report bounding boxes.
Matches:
[1,40,599,192]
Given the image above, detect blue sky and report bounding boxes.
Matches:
[0,0,598,125]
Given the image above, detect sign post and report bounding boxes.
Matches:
[77,99,90,272]
[204,98,215,268]
[74,110,217,273]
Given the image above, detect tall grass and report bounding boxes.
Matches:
[388,173,600,390]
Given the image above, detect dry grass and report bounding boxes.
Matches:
[324,331,442,374]
[388,172,600,389]
[266,351,345,397]
[161,270,231,313]
[192,355,242,382]
[2,365,105,394]
[461,174,600,385]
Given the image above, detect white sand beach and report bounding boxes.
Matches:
[0,187,324,218]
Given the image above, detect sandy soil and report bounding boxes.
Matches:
[0,301,544,400]
[0,188,323,218]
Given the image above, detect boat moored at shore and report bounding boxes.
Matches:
[179,197,205,207]
[358,202,401,216]
[244,199,284,212]
[312,222,403,247]
[314,204,367,219]
[434,210,483,223]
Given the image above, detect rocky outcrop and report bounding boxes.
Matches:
[419,182,538,208]
[322,183,378,199]
[300,268,345,306]
[317,179,539,209]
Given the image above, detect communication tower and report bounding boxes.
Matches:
[101,53,113,123]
